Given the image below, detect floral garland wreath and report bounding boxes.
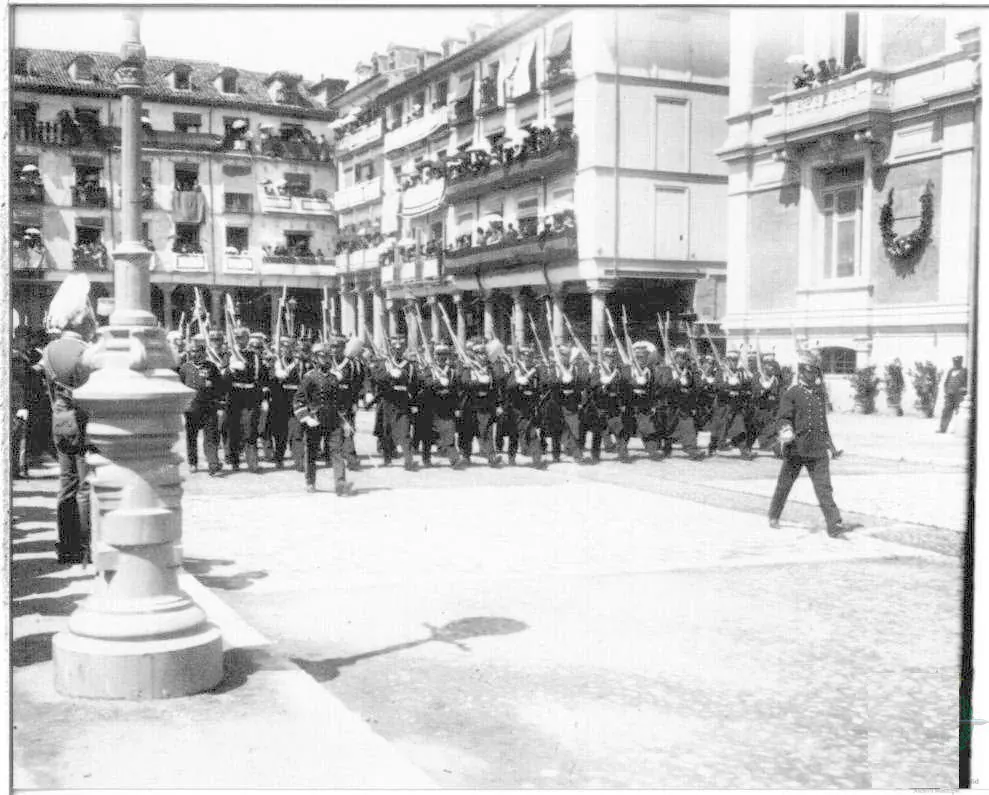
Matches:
[879,182,934,276]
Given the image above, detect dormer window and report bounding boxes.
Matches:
[70,56,95,82]
[173,66,192,91]
[218,69,238,94]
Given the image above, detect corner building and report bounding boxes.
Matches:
[718,10,980,409]
[11,48,343,333]
[330,8,730,349]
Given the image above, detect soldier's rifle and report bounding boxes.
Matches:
[436,300,484,376]
[562,312,591,365]
[527,312,551,369]
[192,288,224,368]
[687,321,701,363]
[604,306,631,367]
[224,294,247,368]
[702,323,724,371]
[320,286,331,345]
[544,299,570,380]
[622,305,646,381]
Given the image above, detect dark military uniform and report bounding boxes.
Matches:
[544,361,588,462]
[769,378,844,534]
[225,345,267,472]
[709,360,755,458]
[178,351,225,474]
[661,359,705,460]
[293,358,350,493]
[627,362,661,457]
[504,361,545,467]
[588,360,631,462]
[372,358,418,468]
[419,358,462,467]
[459,360,506,466]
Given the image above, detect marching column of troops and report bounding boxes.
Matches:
[168,316,800,495]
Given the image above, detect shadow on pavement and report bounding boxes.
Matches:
[12,631,56,667]
[293,616,529,684]
[183,557,269,591]
[207,646,292,695]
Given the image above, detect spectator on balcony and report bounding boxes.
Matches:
[504,223,519,243]
[317,134,332,162]
[55,110,81,145]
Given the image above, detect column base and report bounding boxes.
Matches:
[53,625,223,699]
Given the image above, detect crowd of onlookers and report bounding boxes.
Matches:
[72,240,110,271]
[449,209,576,253]
[792,55,866,90]
[446,126,576,184]
[261,242,326,261]
[335,231,386,257]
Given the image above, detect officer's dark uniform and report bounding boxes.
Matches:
[661,355,705,460]
[372,357,418,468]
[939,357,968,433]
[293,347,351,494]
[504,357,545,467]
[225,339,267,472]
[626,357,661,457]
[266,342,301,469]
[709,356,755,458]
[178,343,225,475]
[544,358,587,462]
[419,352,462,467]
[769,361,846,536]
[588,357,631,462]
[459,355,505,466]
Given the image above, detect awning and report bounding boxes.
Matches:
[511,39,536,97]
[77,216,104,229]
[453,76,474,103]
[72,154,104,167]
[547,22,572,59]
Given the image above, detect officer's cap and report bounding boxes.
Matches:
[797,349,821,369]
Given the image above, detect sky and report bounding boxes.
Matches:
[13,5,519,85]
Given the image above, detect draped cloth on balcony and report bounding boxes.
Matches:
[453,76,474,103]
[508,39,536,98]
[547,22,572,58]
[172,190,206,224]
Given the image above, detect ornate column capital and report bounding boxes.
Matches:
[587,279,617,295]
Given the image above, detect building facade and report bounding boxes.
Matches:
[328,8,730,350]
[11,48,346,334]
[718,10,980,410]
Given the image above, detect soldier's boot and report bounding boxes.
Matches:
[403,447,416,471]
[449,450,462,468]
[487,452,502,468]
[603,434,617,454]
[335,479,354,497]
[532,448,547,469]
[508,454,517,466]
[617,439,631,463]
[662,440,673,459]
[645,441,662,461]
[245,446,260,473]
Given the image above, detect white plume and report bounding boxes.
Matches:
[45,273,93,333]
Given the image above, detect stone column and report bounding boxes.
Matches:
[162,285,174,331]
[511,289,526,349]
[589,285,608,353]
[551,291,564,344]
[356,288,367,340]
[269,289,281,339]
[453,292,466,345]
[372,289,385,349]
[210,289,223,327]
[428,295,441,342]
[386,299,398,340]
[482,292,495,340]
[403,299,418,348]
[340,284,357,337]
[53,11,222,700]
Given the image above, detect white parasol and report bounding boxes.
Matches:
[21,164,39,173]
[231,119,249,130]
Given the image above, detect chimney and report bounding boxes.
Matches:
[468,23,492,43]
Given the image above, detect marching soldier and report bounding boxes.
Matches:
[709,349,756,459]
[293,342,354,495]
[418,343,463,468]
[694,353,719,439]
[544,343,588,463]
[225,326,267,473]
[504,345,546,468]
[588,346,631,463]
[267,336,301,469]
[459,340,506,467]
[332,334,364,469]
[372,337,418,470]
[178,336,224,476]
[662,346,706,461]
[748,351,783,455]
[627,341,662,459]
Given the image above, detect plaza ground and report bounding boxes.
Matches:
[11,409,967,788]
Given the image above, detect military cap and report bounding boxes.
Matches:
[796,349,821,368]
[208,330,224,341]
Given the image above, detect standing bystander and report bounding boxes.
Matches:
[937,356,968,433]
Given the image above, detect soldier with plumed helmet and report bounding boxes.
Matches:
[371,335,419,469]
[418,342,463,468]
[503,344,546,468]
[178,335,225,476]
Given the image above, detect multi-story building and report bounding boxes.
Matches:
[11,47,346,333]
[328,8,730,350]
[718,10,980,410]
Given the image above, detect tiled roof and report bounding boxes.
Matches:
[12,47,345,116]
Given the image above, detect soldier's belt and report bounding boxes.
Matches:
[232,382,258,389]
[283,385,299,391]
[392,386,408,392]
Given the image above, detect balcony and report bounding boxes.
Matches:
[449,103,475,127]
[765,69,893,147]
[444,228,577,274]
[336,119,384,155]
[173,252,209,272]
[260,256,337,278]
[72,245,111,272]
[223,254,254,274]
[445,135,577,204]
[140,128,224,152]
[12,179,44,203]
[337,245,385,272]
[477,77,503,116]
[72,185,109,209]
[334,178,382,212]
[12,246,54,272]
[542,59,575,91]
[399,178,445,217]
[380,264,395,283]
[384,105,450,153]
[14,120,111,149]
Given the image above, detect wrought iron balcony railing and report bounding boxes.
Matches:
[72,185,109,209]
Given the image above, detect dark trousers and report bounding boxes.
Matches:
[939,393,962,432]
[184,403,220,470]
[506,410,542,461]
[632,407,660,454]
[662,409,700,455]
[267,395,292,464]
[430,416,458,463]
[591,412,630,459]
[303,425,346,487]
[710,401,750,451]
[380,403,412,463]
[12,416,28,475]
[227,391,262,469]
[559,407,583,458]
[461,408,497,459]
[768,452,842,531]
[56,448,91,562]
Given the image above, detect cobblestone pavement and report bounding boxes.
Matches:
[12,409,965,788]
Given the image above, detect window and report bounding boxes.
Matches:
[357,160,375,182]
[221,71,238,94]
[71,56,94,82]
[517,196,540,237]
[224,117,249,137]
[75,107,100,127]
[435,80,448,107]
[283,172,311,197]
[413,91,426,116]
[655,98,688,172]
[225,192,253,213]
[842,12,861,70]
[173,112,202,133]
[76,224,103,245]
[284,231,312,254]
[226,226,249,251]
[392,101,404,128]
[344,167,355,188]
[141,221,150,241]
[173,67,192,91]
[818,163,863,280]
[819,347,857,376]
[175,163,199,191]
[173,223,201,252]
